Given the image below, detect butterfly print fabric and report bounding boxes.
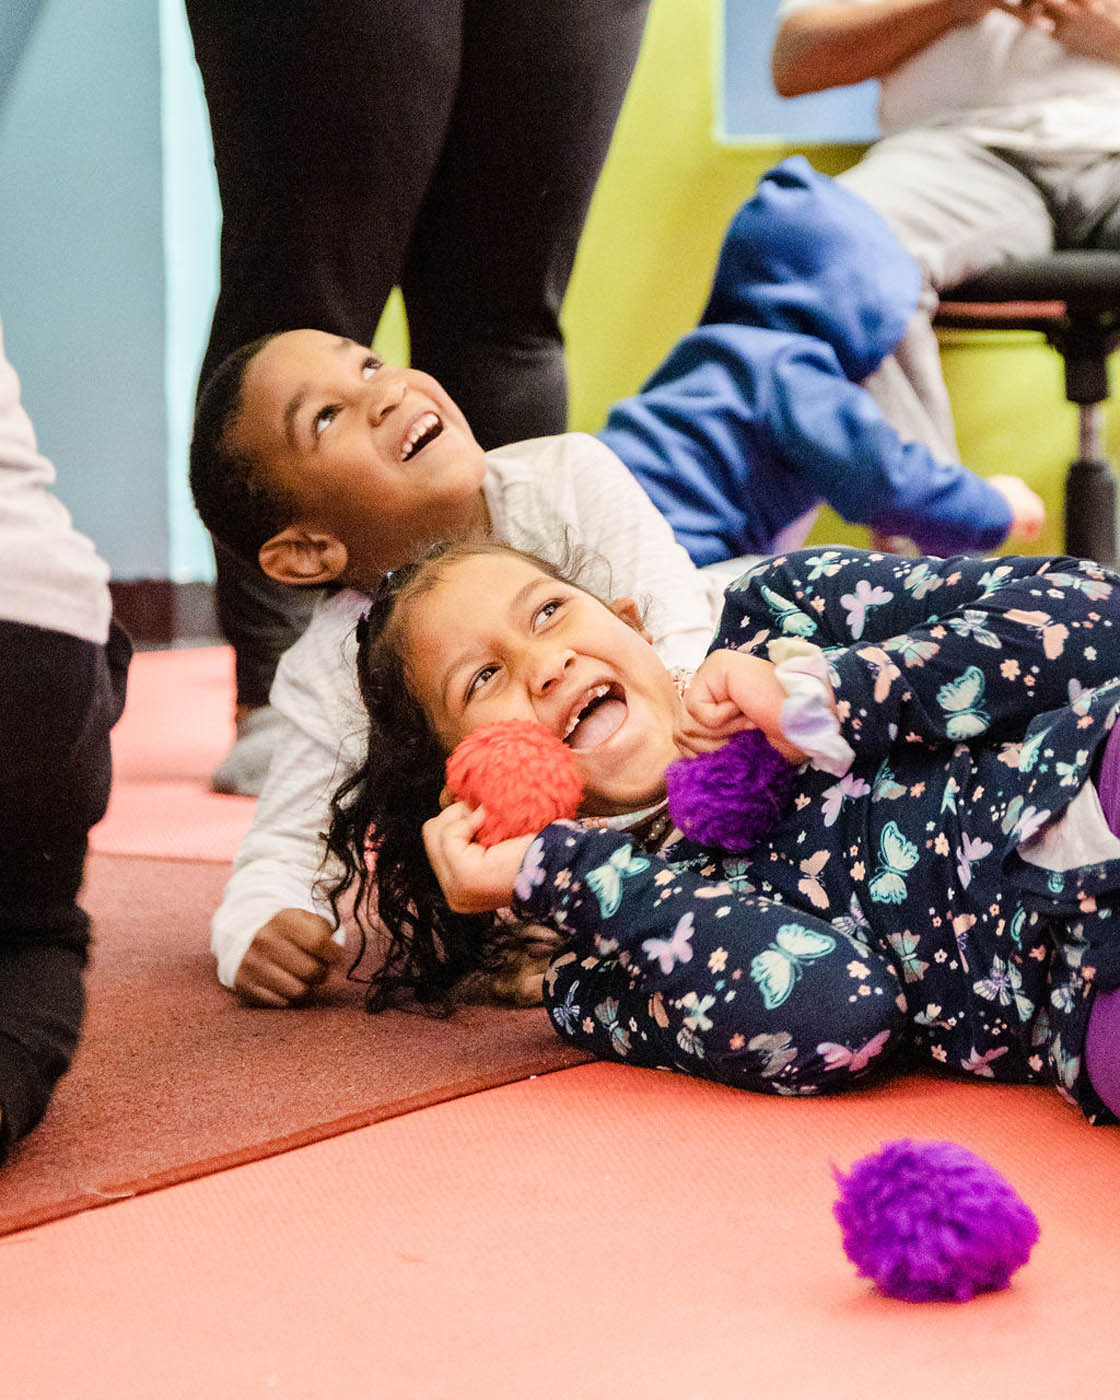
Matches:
[512,550,1120,1125]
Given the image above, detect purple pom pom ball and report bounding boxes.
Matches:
[665,728,796,853]
[833,1139,1040,1303]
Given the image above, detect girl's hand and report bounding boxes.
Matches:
[422,802,535,914]
[682,649,804,760]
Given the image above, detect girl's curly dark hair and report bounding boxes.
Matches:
[321,538,594,1015]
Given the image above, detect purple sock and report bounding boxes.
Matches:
[1094,720,1120,837]
[1085,723,1120,1117]
[1086,986,1120,1119]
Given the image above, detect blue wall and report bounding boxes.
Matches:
[0,0,170,578]
[719,0,878,142]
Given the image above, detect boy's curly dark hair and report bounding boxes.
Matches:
[188,333,303,569]
[322,538,591,1014]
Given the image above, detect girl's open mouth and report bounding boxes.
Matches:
[562,682,628,751]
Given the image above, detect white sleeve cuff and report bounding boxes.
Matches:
[768,638,854,777]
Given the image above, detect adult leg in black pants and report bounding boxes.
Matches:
[0,620,131,1162]
[184,0,650,794]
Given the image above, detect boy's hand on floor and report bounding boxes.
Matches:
[234,910,342,1007]
[990,474,1046,542]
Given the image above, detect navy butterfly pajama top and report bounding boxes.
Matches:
[509,548,1120,1125]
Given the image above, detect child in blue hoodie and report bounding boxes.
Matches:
[601,156,1043,564]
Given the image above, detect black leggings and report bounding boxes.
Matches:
[0,619,131,1159]
[185,0,651,706]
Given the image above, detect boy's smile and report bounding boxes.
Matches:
[229,330,491,584]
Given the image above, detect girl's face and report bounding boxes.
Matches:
[402,553,688,817]
[229,331,491,584]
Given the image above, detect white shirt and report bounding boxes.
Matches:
[776,1,1120,153]
[209,433,727,986]
[0,320,110,643]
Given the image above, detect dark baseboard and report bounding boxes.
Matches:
[109,580,222,649]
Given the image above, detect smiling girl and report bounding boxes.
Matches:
[323,538,1120,1125]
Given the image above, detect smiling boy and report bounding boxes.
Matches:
[190,328,723,1005]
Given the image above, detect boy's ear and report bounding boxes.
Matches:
[258,526,349,587]
[609,596,652,642]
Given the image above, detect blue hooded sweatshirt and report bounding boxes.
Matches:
[598,157,1012,565]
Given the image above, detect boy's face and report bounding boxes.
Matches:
[229,331,491,585]
[401,552,688,817]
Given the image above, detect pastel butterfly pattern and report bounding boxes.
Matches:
[585,845,650,917]
[887,929,929,983]
[972,956,1034,1022]
[937,665,990,739]
[868,821,919,904]
[888,635,939,668]
[748,1031,798,1077]
[871,763,906,803]
[805,550,844,579]
[594,997,632,1056]
[830,892,872,946]
[821,772,871,827]
[759,584,818,638]
[550,979,581,1034]
[817,1028,892,1073]
[946,610,1001,649]
[960,1045,1010,1078]
[977,565,1014,595]
[1055,750,1089,788]
[513,836,548,903]
[951,912,975,974]
[641,911,696,974]
[839,579,892,639]
[1050,1039,1081,1096]
[797,850,831,909]
[1003,607,1069,660]
[1041,570,1112,603]
[750,923,836,1010]
[901,562,944,600]
[955,831,993,889]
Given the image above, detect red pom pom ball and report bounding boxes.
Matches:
[445,719,584,846]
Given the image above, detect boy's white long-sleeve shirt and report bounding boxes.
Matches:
[210,433,728,986]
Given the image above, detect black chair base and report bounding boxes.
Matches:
[937,252,1120,568]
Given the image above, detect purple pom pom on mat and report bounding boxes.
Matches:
[665,728,796,852]
[833,1139,1040,1303]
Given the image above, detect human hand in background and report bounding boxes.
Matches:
[988,474,1046,543]
[998,0,1120,61]
[234,909,343,1007]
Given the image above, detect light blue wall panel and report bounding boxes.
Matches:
[0,0,168,578]
[719,0,878,142]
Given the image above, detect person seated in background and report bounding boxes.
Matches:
[188,159,1043,1011]
[0,315,131,1162]
[771,0,1120,469]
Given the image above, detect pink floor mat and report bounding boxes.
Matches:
[91,645,255,862]
[5,1062,1117,1398]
